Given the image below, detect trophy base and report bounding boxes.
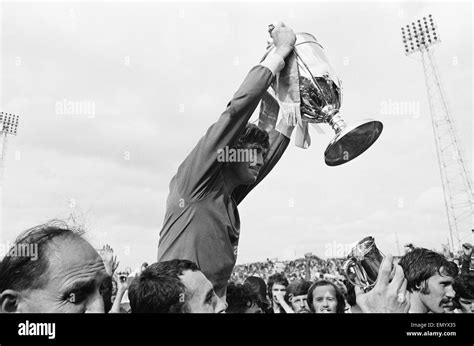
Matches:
[324,120,383,166]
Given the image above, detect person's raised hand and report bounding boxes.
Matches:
[114,272,131,292]
[356,254,410,313]
[274,290,294,313]
[274,291,286,305]
[268,22,296,60]
[100,244,119,276]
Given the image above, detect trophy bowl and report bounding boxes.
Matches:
[343,236,384,292]
[265,32,383,166]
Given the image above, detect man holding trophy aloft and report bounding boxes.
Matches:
[157,22,297,305]
[157,22,389,310]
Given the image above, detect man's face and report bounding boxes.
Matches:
[312,285,338,313]
[289,294,310,313]
[180,270,226,313]
[14,236,109,313]
[271,283,287,304]
[228,144,264,185]
[419,271,456,313]
[458,297,474,313]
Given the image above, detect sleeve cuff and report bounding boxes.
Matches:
[259,53,285,76]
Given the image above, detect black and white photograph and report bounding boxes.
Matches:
[0,0,472,344]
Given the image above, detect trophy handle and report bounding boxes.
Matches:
[342,258,359,287]
[343,258,373,293]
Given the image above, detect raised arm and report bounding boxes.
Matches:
[174,23,296,202]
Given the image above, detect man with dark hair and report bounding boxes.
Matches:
[399,247,458,313]
[0,221,109,313]
[226,282,262,313]
[267,273,291,313]
[307,280,346,314]
[285,279,311,313]
[128,259,226,313]
[453,277,473,313]
[157,23,297,303]
[244,276,270,312]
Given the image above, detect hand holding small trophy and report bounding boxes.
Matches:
[343,236,385,293]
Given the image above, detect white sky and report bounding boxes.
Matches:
[0,1,472,270]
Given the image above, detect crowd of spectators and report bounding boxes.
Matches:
[1,220,471,314]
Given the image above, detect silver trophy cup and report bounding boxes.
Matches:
[265,33,383,166]
[343,236,384,292]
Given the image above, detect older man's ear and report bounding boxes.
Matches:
[0,289,21,313]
